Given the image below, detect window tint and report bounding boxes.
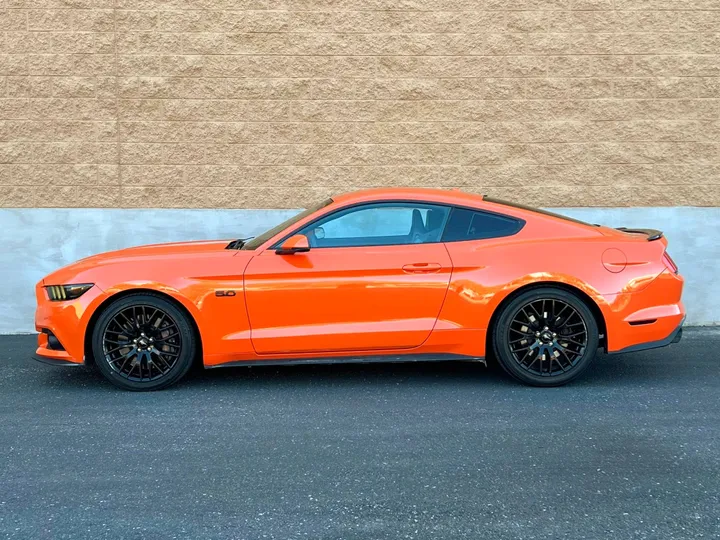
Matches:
[297,203,450,248]
[483,196,598,227]
[441,208,523,242]
[242,198,332,250]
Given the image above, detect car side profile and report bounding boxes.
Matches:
[34,188,685,391]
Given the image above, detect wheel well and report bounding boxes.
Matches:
[486,282,607,357]
[83,288,203,367]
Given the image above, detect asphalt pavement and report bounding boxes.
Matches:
[1,330,719,540]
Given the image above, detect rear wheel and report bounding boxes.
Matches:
[91,293,196,391]
[492,287,599,387]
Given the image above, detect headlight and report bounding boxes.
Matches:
[45,283,93,301]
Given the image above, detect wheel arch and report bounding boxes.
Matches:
[485,281,608,357]
[83,288,204,367]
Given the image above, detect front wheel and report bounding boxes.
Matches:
[91,293,197,391]
[492,288,599,387]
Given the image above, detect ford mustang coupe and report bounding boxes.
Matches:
[34,188,685,391]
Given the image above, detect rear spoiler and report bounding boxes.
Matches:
[615,227,664,241]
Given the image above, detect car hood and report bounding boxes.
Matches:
[42,240,242,285]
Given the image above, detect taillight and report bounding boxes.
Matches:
[662,252,678,274]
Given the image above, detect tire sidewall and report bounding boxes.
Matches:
[493,288,600,387]
[91,293,196,391]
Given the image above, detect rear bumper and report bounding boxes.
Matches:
[605,269,686,353]
[614,315,685,354]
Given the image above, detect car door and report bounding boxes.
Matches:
[243,202,453,355]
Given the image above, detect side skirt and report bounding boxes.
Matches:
[206,353,486,370]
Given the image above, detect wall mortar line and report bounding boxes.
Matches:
[114,0,121,207]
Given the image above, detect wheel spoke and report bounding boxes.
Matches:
[553,304,568,322]
[154,312,166,329]
[518,348,535,368]
[510,328,533,336]
[558,348,576,369]
[150,348,171,370]
[104,344,131,355]
[132,358,141,380]
[551,354,567,373]
[528,302,544,322]
[118,354,132,373]
[103,338,132,346]
[155,331,180,342]
[109,346,135,363]
[525,355,539,370]
[119,311,135,331]
[560,330,587,338]
[519,307,537,327]
[146,308,159,328]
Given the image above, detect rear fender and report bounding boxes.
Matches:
[437,271,608,334]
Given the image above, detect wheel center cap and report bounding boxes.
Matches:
[541,331,553,343]
[138,337,149,348]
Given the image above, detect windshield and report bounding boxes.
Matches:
[242,198,333,250]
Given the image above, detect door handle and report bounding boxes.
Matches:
[402,263,442,274]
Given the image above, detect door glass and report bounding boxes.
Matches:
[441,208,523,242]
[299,203,450,248]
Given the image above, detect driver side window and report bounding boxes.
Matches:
[298,203,450,248]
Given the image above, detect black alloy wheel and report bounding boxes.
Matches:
[493,287,599,386]
[92,293,196,391]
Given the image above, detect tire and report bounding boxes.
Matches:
[492,287,599,387]
[91,293,197,391]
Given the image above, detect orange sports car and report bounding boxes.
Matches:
[33,188,685,391]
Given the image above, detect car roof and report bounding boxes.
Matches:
[330,188,602,232]
[331,188,486,207]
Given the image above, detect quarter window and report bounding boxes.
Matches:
[442,208,523,242]
[297,203,450,248]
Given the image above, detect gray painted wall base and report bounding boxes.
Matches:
[1,207,716,333]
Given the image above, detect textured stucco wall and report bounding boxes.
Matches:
[2,1,720,208]
[1,206,717,334]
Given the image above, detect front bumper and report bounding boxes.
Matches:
[33,330,85,366]
[31,353,84,367]
[34,282,104,365]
